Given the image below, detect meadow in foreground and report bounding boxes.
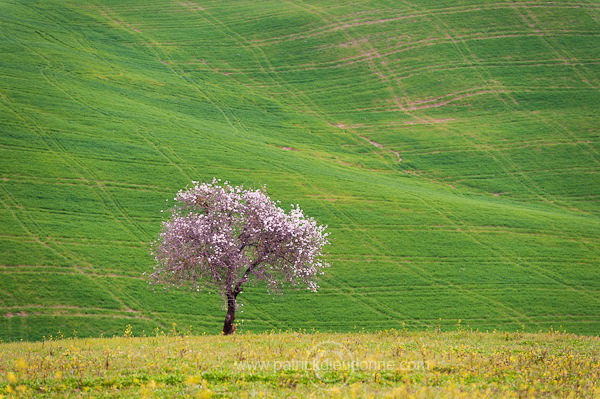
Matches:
[0,328,598,398]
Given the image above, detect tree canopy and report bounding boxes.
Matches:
[150,179,330,334]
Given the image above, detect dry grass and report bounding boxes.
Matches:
[0,329,598,398]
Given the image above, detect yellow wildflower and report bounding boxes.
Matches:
[15,358,27,373]
[7,372,18,384]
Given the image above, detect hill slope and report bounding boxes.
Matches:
[0,0,599,340]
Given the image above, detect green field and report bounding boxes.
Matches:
[0,0,599,341]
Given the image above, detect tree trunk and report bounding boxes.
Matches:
[222,292,237,335]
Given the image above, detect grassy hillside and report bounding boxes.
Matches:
[1,330,599,398]
[1,0,599,341]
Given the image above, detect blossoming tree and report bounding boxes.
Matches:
[150,179,330,335]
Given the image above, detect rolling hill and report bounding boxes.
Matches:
[0,0,598,341]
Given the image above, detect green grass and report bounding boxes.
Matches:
[0,0,599,341]
[0,330,598,398]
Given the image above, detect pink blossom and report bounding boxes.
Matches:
[150,179,330,334]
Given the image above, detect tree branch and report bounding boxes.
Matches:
[232,255,264,297]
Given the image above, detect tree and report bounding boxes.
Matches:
[150,179,330,335]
